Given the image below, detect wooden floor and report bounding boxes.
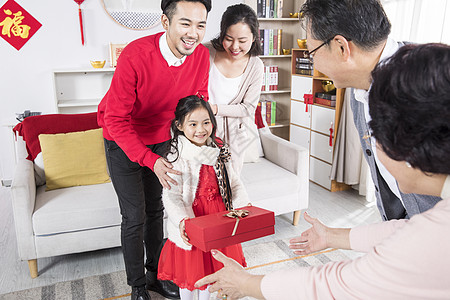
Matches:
[0,182,381,295]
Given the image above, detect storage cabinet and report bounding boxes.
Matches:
[290,48,350,191]
[53,68,114,114]
[245,0,304,140]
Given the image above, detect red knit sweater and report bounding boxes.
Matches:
[98,32,209,170]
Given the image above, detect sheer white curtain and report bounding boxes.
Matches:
[382,0,450,43]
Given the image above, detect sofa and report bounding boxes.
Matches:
[11,113,309,278]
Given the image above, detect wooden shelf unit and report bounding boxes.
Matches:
[290,48,350,192]
[245,0,304,140]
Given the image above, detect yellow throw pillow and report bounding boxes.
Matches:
[39,128,110,191]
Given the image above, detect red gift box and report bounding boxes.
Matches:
[185,206,275,252]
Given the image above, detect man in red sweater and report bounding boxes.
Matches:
[97,1,211,299]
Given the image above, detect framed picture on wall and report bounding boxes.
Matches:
[109,43,127,67]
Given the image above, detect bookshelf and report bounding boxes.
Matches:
[290,48,350,192]
[245,0,304,140]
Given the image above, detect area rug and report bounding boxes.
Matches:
[0,239,352,300]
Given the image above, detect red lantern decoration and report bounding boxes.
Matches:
[73,0,85,45]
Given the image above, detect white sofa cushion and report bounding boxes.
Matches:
[32,182,120,236]
[241,158,299,209]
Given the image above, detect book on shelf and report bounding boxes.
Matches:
[260,29,282,56]
[277,0,283,18]
[259,100,276,126]
[314,92,336,107]
[269,0,274,18]
[264,30,269,55]
[259,29,264,55]
[273,30,277,56]
[269,29,274,56]
[315,92,336,100]
[271,100,276,125]
[277,29,282,55]
[257,0,264,18]
[295,56,313,75]
[257,0,283,18]
[272,65,278,91]
[296,57,311,64]
[296,63,314,70]
[296,69,313,76]
[261,65,279,91]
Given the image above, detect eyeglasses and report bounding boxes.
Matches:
[303,37,333,63]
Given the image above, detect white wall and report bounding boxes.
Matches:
[0,0,241,180]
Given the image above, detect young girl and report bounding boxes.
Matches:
[157,95,250,300]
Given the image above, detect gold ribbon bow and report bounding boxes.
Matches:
[224,209,249,236]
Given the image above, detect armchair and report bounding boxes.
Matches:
[241,125,309,226]
[11,113,121,278]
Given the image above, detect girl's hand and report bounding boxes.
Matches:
[179,218,192,246]
[289,212,328,255]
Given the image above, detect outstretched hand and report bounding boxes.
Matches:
[289,212,329,255]
[153,157,181,189]
[195,250,264,300]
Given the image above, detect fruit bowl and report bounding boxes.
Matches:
[90,60,106,68]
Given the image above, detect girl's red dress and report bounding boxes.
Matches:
[158,164,247,291]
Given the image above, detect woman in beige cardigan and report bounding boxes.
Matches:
[205,3,264,174]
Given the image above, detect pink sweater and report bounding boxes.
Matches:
[261,179,450,299]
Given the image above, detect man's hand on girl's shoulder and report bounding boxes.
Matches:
[154,157,181,189]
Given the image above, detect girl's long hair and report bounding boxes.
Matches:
[164,95,220,162]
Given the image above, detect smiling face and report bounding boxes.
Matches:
[162,1,207,59]
[177,107,213,146]
[222,22,254,60]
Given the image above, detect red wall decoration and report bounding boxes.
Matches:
[0,0,42,50]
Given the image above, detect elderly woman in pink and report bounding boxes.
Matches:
[195,43,450,299]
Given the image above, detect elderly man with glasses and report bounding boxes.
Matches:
[300,0,441,221]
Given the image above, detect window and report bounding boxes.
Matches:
[382,0,450,43]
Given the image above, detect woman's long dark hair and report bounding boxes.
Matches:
[164,95,219,162]
[211,3,261,56]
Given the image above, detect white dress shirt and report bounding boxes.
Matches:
[159,32,186,67]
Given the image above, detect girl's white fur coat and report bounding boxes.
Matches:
[162,135,249,250]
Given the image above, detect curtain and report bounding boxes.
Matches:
[382,0,450,43]
[330,89,375,199]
